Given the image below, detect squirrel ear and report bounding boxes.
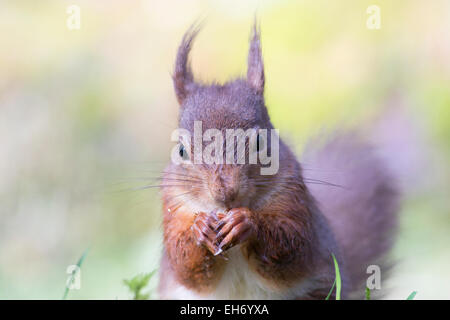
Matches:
[173,26,200,106]
[247,23,264,94]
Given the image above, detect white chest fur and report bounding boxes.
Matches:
[167,245,315,300]
[168,246,279,299]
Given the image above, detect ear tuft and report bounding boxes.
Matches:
[173,25,200,105]
[247,22,264,94]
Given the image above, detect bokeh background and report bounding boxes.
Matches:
[1,0,449,299]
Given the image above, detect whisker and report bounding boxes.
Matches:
[250,176,347,189]
[144,177,203,184]
[113,177,202,184]
[303,178,347,189]
[144,170,202,180]
[166,190,196,202]
[130,184,195,191]
[166,192,199,210]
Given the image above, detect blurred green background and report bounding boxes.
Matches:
[0,0,449,299]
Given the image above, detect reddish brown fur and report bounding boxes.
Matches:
[161,199,225,291]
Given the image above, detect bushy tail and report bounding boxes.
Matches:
[302,131,400,298]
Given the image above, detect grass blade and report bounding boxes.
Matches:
[406,291,417,300]
[331,253,342,300]
[325,279,336,300]
[365,287,371,300]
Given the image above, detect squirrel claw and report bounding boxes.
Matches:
[192,211,220,255]
[214,247,223,256]
[214,207,254,253]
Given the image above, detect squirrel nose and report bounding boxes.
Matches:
[221,187,239,207]
[212,182,239,208]
[209,172,240,207]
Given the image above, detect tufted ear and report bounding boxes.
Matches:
[173,26,200,106]
[246,23,264,94]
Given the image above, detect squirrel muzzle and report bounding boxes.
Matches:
[207,165,242,209]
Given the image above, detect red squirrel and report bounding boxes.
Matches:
[158,24,399,299]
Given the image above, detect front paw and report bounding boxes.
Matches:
[214,207,255,255]
[191,212,220,255]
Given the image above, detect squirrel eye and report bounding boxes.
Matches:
[179,144,189,160]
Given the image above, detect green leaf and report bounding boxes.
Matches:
[123,270,157,300]
[406,291,417,300]
[62,247,90,300]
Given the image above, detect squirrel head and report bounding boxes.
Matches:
[167,24,287,211]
